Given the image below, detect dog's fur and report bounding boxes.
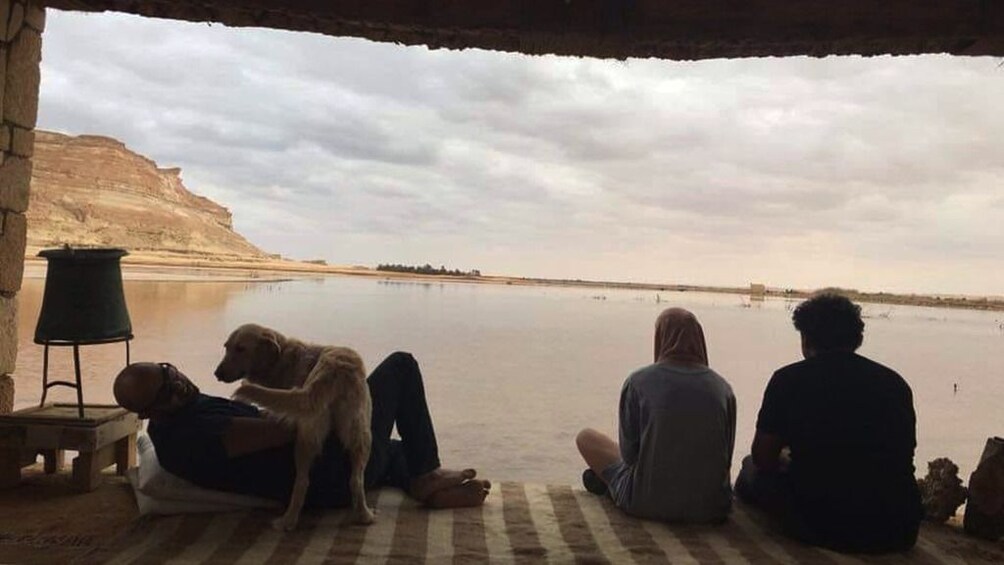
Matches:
[216,323,375,531]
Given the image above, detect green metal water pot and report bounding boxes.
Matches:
[33,248,134,344]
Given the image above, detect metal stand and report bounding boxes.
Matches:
[39,338,132,419]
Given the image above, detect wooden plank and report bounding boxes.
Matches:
[95,415,142,449]
[71,442,117,492]
[115,434,136,475]
[42,449,65,474]
[0,426,27,448]
[27,424,65,449]
[58,426,100,451]
[0,450,21,489]
[0,412,139,451]
[0,403,129,426]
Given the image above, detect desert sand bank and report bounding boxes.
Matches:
[22,253,1004,312]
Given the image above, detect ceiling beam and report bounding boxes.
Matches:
[42,0,1004,60]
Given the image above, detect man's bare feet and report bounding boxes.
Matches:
[409,468,477,502]
[424,480,492,509]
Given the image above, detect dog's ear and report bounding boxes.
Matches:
[252,329,281,372]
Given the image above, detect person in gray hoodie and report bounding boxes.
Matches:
[576,307,737,523]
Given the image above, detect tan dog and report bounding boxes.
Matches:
[215,323,375,531]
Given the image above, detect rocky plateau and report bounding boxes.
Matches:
[26,131,265,259]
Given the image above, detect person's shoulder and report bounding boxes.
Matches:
[851,352,896,372]
[183,393,233,411]
[702,365,729,381]
[625,363,692,393]
[169,394,261,422]
[769,358,810,382]
[759,359,814,399]
[627,363,662,382]
[629,362,708,381]
[852,354,912,391]
[701,366,734,393]
[201,394,262,416]
[193,393,241,407]
[622,365,650,395]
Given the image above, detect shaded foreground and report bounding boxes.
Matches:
[0,465,135,564]
[2,464,1003,564]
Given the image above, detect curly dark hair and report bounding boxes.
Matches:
[792,293,864,351]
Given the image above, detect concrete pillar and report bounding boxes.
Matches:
[0,0,43,414]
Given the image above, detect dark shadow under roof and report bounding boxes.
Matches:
[43,0,1004,60]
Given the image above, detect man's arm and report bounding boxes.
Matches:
[751,370,789,471]
[726,391,737,464]
[618,380,642,465]
[751,431,785,471]
[222,417,296,457]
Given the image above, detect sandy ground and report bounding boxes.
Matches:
[21,253,1004,312]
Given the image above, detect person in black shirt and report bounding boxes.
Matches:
[736,293,923,553]
[113,352,490,509]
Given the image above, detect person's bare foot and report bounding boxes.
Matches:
[424,479,492,509]
[409,468,477,502]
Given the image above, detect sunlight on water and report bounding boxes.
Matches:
[14,276,1004,483]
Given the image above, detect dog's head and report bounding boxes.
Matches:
[214,323,283,383]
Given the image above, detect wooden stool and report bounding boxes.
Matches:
[0,404,140,492]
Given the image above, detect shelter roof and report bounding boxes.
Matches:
[44,0,1004,60]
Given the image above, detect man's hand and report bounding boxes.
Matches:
[751,431,786,472]
[778,446,792,471]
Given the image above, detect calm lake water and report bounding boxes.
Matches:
[13,275,1004,483]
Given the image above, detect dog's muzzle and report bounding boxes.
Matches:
[214,365,241,383]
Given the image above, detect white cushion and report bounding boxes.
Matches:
[127,434,281,515]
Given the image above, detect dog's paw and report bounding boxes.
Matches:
[232,382,257,402]
[354,507,376,526]
[271,514,299,532]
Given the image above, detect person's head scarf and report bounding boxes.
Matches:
[653,307,708,366]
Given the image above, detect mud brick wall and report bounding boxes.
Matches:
[0,0,43,413]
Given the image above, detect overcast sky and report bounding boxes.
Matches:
[37,11,1004,295]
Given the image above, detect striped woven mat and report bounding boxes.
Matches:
[77,482,1003,564]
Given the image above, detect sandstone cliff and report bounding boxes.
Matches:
[26,131,265,259]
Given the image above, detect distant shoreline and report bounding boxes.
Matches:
[22,253,1004,312]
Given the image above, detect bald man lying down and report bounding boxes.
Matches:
[113,352,490,510]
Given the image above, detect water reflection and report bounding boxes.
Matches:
[12,276,1004,484]
[15,280,252,408]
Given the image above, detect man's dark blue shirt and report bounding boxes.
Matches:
[147,394,355,507]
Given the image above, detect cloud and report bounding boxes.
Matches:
[36,11,1004,295]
